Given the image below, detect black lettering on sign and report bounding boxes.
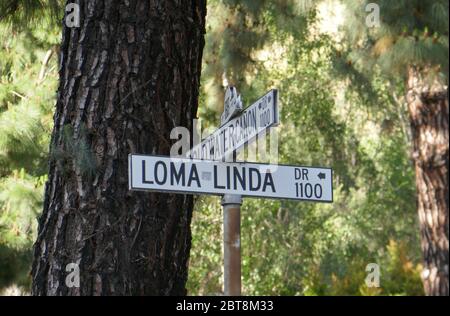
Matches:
[295,183,323,199]
[250,107,257,131]
[315,184,322,198]
[154,161,167,185]
[229,124,235,148]
[142,160,153,184]
[233,167,246,190]
[170,162,185,186]
[187,164,201,187]
[294,168,309,180]
[262,172,276,193]
[295,168,301,180]
[214,166,225,189]
[304,183,313,198]
[249,168,261,191]
[302,169,309,181]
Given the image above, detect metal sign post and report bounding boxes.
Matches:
[222,194,242,296]
[221,89,244,297]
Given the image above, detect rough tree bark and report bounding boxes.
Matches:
[31,0,206,295]
[406,66,449,296]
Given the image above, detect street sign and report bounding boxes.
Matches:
[187,89,279,161]
[128,85,333,296]
[129,154,333,202]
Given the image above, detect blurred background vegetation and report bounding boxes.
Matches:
[1,0,447,295]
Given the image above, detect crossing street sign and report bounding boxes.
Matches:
[129,154,333,202]
[187,89,279,161]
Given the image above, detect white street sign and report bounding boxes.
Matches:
[129,154,333,202]
[187,89,279,161]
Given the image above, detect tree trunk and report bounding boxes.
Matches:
[31,0,206,296]
[406,66,449,296]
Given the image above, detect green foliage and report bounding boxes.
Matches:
[0,169,43,289]
[0,170,44,247]
[186,197,223,295]
[0,0,61,30]
[188,0,423,296]
[310,240,424,296]
[202,0,310,112]
[380,240,424,296]
[0,10,59,291]
[0,243,32,289]
[340,0,448,80]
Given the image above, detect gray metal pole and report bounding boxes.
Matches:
[222,194,242,296]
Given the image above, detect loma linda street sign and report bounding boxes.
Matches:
[186,89,279,161]
[129,154,333,202]
[128,87,333,296]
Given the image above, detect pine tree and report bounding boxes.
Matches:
[339,0,448,295]
[0,2,59,291]
[201,0,310,111]
[27,0,207,295]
